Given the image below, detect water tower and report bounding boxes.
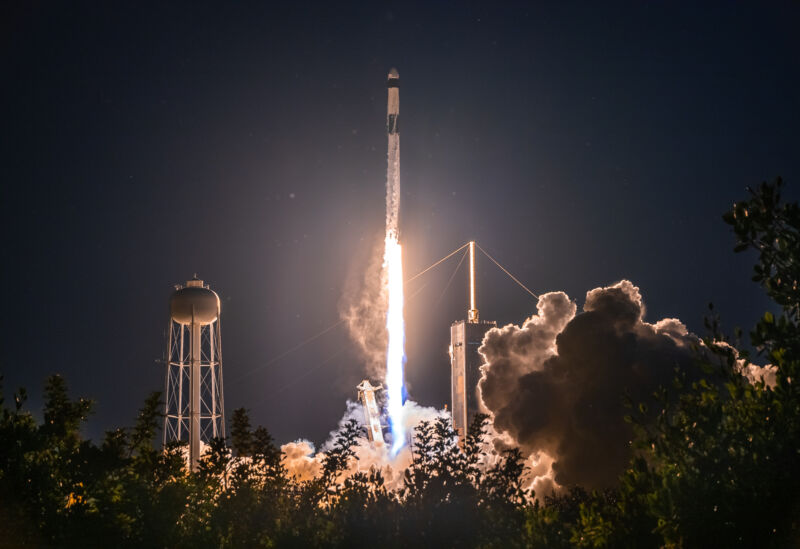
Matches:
[163,275,226,471]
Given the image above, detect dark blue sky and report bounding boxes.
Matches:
[2,2,798,445]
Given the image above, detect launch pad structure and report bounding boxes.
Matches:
[357,380,385,445]
[450,242,496,443]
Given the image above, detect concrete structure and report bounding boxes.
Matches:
[163,275,225,471]
[357,380,385,445]
[450,242,496,443]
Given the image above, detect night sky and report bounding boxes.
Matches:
[2,2,799,446]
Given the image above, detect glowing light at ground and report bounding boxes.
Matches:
[384,232,406,455]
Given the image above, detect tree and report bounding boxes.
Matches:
[230,407,254,457]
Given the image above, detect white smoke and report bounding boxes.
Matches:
[278,397,563,499]
[281,439,322,482]
[741,362,777,387]
[339,237,389,378]
[522,451,559,498]
[710,340,777,388]
[281,399,444,490]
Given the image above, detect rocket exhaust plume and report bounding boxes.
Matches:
[384,68,406,455]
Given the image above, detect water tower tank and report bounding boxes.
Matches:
[170,278,220,325]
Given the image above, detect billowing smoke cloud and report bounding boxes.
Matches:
[281,439,322,482]
[521,451,558,498]
[279,399,560,495]
[479,280,700,489]
[279,398,568,498]
[711,339,778,388]
[281,399,447,490]
[741,361,777,387]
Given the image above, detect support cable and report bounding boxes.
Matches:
[405,242,469,284]
[261,347,348,399]
[475,243,539,300]
[434,248,469,308]
[229,320,345,384]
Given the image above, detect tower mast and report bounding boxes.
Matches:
[468,241,478,322]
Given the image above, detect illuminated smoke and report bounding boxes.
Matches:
[741,361,777,387]
[281,400,445,489]
[478,281,700,488]
[340,237,388,378]
[281,439,322,482]
[522,451,558,497]
[279,400,562,498]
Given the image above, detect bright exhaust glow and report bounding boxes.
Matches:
[384,232,406,455]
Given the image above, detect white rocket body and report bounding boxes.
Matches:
[383,68,407,455]
[386,68,400,238]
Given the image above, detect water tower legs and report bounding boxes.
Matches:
[190,313,201,471]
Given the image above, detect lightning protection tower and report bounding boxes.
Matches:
[163,276,226,471]
[450,242,496,445]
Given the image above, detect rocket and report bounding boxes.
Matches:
[383,68,406,454]
[385,68,400,238]
[387,68,400,134]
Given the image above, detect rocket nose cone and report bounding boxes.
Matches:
[388,67,399,79]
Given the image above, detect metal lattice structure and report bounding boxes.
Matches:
[357,380,385,446]
[163,277,225,470]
